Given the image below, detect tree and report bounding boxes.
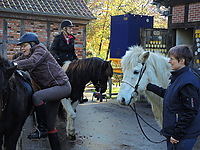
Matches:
[86,0,168,60]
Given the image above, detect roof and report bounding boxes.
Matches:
[0,0,96,21]
[153,0,200,7]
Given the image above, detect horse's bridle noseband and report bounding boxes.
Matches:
[124,63,168,144]
[122,63,146,105]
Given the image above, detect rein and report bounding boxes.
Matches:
[122,63,167,143]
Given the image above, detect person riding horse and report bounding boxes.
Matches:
[50,19,78,66]
[13,32,71,150]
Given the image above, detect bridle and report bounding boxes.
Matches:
[121,62,167,144]
[122,63,147,105]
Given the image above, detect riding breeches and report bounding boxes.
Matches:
[32,81,71,131]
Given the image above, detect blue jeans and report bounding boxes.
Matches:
[167,138,197,150]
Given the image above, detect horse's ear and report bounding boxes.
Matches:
[102,60,111,68]
[5,66,17,80]
[105,60,112,64]
[139,51,150,64]
[102,60,113,76]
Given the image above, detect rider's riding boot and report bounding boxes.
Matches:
[27,103,48,140]
[48,131,61,150]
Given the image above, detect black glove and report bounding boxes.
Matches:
[56,57,63,66]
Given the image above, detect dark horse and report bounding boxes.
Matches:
[0,56,33,149]
[60,57,113,140]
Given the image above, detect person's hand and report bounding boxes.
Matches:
[11,62,18,67]
[145,84,148,90]
[170,137,179,144]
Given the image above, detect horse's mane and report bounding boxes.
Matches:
[0,55,12,68]
[64,57,102,73]
[63,57,110,85]
[121,45,170,71]
[121,46,145,70]
[121,45,171,87]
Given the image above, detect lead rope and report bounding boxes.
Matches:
[123,63,168,144]
[130,103,167,144]
[128,63,167,143]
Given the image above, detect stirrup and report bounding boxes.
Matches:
[27,128,48,140]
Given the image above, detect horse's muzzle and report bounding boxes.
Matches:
[120,97,126,105]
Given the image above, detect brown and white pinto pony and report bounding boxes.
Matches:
[61,57,113,140]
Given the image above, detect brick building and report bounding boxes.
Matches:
[0,0,96,59]
[153,0,200,68]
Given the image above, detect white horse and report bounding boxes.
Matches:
[117,46,171,126]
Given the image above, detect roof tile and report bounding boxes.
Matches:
[0,0,95,19]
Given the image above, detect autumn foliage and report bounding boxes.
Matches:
[86,0,168,59]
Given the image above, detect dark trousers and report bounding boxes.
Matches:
[167,137,197,150]
[32,81,71,131]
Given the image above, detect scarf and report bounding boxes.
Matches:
[63,34,73,45]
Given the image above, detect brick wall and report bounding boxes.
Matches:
[25,21,47,43]
[7,19,21,58]
[172,5,185,23]
[0,19,83,60]
[0,19,3,40]
[73,25,83,57]
[188,2,200,22]
[172,2,200,23]
[50,23,60,42]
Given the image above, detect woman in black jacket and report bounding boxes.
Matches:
[50,20,78,66]
[146,45,200,150]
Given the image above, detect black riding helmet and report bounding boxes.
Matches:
[61,20,74,29]
[17,32,40,46]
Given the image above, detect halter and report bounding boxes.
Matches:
[122,63,167,143]
[122,63,146,105]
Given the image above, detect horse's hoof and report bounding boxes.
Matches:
[67,135,76,141]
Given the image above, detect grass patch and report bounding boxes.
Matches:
[106,87,120,99]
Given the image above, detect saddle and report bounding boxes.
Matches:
[15,70,34,100]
